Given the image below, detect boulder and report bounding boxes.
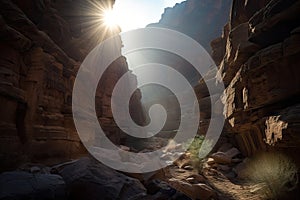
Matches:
[233,158,250,179]
[0,171,66,200]
[57,157,147,200]
[217,164,231,172]
[207,158,215,165]
[211,152,232,164]
[225,147,241,158]
[168,178,215,200]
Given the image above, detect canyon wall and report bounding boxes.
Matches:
[1,0,299,170]
[0,0,144,168]
[144,0,233,134]
[148,0,232,51]
[210,0,300,165]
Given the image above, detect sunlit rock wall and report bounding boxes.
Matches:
[0,0,144,168]
[210,0,300,165]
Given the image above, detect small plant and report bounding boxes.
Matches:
[184,135,205,171]
[245,152,298,199]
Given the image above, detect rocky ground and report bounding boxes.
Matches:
[0,156,258,200]
[0,138,271,200]
[1,133,299,199]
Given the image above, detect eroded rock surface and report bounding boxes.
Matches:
[0,0,144,168]
[209,0,300,165]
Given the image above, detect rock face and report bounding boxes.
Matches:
[144,0,233,136]
[148,0,232,51]
[0,0,144,168]
[210,0,300,165]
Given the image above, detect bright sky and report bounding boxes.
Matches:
[110,0,185,32]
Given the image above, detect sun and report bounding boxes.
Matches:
[101,4,141,32]
[103,9,118,29]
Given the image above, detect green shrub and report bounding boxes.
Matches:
[184,135,205,171]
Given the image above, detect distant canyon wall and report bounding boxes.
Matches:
[145,0,233,132]
[148,0,232,52]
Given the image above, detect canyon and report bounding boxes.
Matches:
[0,0,299,199]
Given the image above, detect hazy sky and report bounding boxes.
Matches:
[113,0,185,32]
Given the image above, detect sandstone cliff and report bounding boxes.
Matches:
[209,0,300,166]
[0,0,144,168]
[148,0,232,51]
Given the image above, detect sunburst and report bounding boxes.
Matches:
[103,9,118,28]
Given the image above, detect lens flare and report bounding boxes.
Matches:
[103,9,118,28]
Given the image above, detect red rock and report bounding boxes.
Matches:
[168,178,215,200]
[207,158,215,165]
[249,0,300,46]
[0,0,145,164]
[210,0,300,161]
[211,152,232,164]
[187,174,206,183]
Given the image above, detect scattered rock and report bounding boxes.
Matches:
[183,165,194,171]
[207,158,215,165]
[206,149,239,169]
[168,178,215,200]
[186,177,196,184]
[179,159,193,169]
[175,169,186,173]
[211,152,232,164]
[187,174,206,183]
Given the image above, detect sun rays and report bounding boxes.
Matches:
[74,0,121,47]
[103,9,118,28]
